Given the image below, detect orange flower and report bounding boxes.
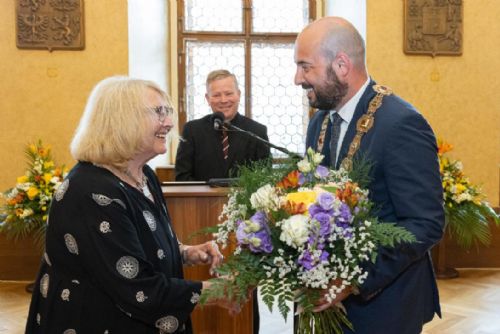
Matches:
[38,145,51,158]
[277,170,300,189]
[283,200,308,215]
[437,139,453,156]
[336,182,360,208]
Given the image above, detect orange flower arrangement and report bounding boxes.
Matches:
[0,141,68,247]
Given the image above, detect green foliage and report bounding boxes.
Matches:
[298,308,353,334]
[446,202,499,249]
[347,153,374,189]
[369,222,417,248]
[200,251,264,305]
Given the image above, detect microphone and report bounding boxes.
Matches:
[218,117,302,160]
[211,112,225,130]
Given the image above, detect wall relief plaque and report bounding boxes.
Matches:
[404,0,462,56]
[16,0,85,51]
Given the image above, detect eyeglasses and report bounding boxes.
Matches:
[152,106,173,123]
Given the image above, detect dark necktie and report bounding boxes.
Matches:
[329,112,343,168]
[222,129,229,160]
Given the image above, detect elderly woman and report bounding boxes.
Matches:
[25,76,234,334]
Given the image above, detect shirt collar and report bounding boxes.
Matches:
[330,77,371,124]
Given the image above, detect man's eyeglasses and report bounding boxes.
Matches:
[153,106,173,123]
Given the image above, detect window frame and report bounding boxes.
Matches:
[176,0,317,130]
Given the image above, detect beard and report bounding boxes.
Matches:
[304,67,348,110]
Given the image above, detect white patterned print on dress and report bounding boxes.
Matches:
[91,193,126,210]
[36,313,41,325]
[142,210,157,231]
[54,179,69,201]
[155,315,179,334]
[43,252,52,266]
[157,249,165,260]
[116,256,139,279]
[64,233,79,255]
[71,279,80,285]
[99,221,112,233]
[136,291,148,303]
[61,288,70,301]
[63,329,76,334]
[190,292,200,304]
[40,273,49,298]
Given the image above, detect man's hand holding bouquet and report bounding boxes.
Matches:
[200,148,416,334]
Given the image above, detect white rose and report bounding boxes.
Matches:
[279,214,310,249]
[250,184,280,211]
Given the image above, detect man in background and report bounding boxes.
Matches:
[175,69,269,334]
[296,17,444,333]
[175,69,270,181]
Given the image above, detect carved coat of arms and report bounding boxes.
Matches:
[16,0,85,51]
[404,0,462,56]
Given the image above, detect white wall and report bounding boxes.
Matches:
[128,0,172,167]
[326,0,366,41]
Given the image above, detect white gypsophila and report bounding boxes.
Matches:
[297,160,312,173]
[297,263,333,289]
[216,192,247,247]
[279,214,310,249]
[250,184,280,212]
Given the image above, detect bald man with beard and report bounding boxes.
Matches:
[296,17,444,334]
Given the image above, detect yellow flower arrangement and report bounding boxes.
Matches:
[438,139,499,249]
[0,140,68,247]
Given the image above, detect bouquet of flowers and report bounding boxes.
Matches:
[202,149,416,334]
[438,139,499,249]
[0,140,68,248]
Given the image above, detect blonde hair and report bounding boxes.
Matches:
[70,76,171,169]
[205,69,239,93]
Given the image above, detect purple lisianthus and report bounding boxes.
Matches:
[313,212,332,236]
[315,165,329,179]
[235,212,273,253]
[235,219,247,243]
[337,203,352,223]
[251,229,273,253]
[250,210,267,226]
[298,249,314,270]
[317,192,335,211]
[308,203,334,217]
[298,173,312,186]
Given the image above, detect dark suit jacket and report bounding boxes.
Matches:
[306,80,444,334]
[175,113,270,181]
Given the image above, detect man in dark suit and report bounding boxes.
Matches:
[175,69,268,334]
[175,69,270,181]
[296,17,444,333]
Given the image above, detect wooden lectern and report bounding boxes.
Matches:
[163,185,253,334]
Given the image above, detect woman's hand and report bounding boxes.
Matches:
[181,241,224,274]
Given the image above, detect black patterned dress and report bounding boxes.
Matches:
[25,161,202,334]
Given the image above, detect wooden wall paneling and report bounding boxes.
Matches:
[164,185,253,334]
[0,235,42,280]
